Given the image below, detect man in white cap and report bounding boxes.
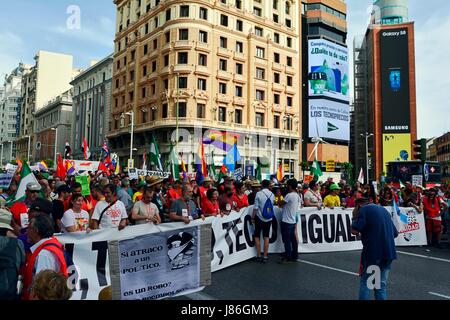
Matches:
[0,209,26,299]
[23,183,42,208]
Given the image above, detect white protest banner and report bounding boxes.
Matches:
[64,160,100,173]
[128,168,170,179]
[109,225,210,300]
[386,206,427,246]
[57,222,211,300]
[5,164,18,174]
[57,206,426,299]
[0,173,13,189]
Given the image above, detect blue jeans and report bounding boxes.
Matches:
[359,261,392,300]
[280,221,298,260]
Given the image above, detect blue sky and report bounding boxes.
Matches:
[0,0,448,138]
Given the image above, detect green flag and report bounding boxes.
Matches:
[256,158,270,183]
[168,143,180,180]
[209,151,216,181]
[7,161,39,205]
[150,135,163,171]
[311,159,323,179]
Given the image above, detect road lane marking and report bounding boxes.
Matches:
[397,251,450,263]
[299,260,359,276]
[428,292,450,300]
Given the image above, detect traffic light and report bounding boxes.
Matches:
[413,139,427,162]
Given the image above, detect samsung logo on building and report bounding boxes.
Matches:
[382,30,407,37]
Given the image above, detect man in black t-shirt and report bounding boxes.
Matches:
[52,185,71,233]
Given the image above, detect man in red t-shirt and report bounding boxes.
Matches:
[423,188,448,248]
[166,180,182,211]
[199,177,213,203]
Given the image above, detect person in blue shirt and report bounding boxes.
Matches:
[351,197,398,300]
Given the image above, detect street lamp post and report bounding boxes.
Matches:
[0,143,3,167]
[125,111,134,166]
[51,127,58,170]
[361,132,374,183]
[9,141,13,163]
[26,135,31,163]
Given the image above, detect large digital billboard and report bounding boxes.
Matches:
[382,133,412,172]
[380,28,410,133]
[308,39,349,102]
[309,99,350,142]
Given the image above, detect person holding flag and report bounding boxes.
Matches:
[150,135,163,171]
[310,159,323,181]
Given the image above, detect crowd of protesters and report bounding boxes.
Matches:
[0,166,449,300]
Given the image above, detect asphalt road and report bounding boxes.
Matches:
[183,242,450,300]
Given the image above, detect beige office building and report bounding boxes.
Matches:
[109,0,302,178]
[16,51,78,162]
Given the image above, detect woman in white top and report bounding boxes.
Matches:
[304,181,323,209]
[131,187,161,225]
[61,194,91,233]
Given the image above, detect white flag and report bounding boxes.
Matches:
[358,167,365,184]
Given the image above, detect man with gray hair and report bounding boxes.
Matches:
[169,185,200,224]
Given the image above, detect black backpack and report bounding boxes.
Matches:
[0,238,20,300]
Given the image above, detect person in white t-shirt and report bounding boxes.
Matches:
[91,184,128,230]
[131,187,161,225]
[278,179,301,263]
[61,194,90,233]
[304,181,323,209]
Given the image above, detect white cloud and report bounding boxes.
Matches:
[50,16,114,48]
[0,32,26,77]
[414,13,450,138]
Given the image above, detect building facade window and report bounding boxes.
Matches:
[256,47,265,58]
[219,107,226,122]
[180,5,189,17]
[197,104,205,118]
[255,113,264,127]
[235,109,242,124]
[199,54,207,66]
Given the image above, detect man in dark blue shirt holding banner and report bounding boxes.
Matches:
[351,197,398,300]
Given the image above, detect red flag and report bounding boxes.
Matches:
[56,154,66,179]
[277,163,283,182]
[98,162,111,176]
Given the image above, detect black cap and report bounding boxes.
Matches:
[29,198,54,215]
[56,185,71,194]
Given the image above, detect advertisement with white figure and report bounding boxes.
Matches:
[308,39,349,102]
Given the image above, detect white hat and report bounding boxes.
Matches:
[0,209,13,231]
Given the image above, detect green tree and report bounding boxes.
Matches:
[342,162,354,185]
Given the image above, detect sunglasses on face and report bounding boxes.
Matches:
[29,190,39,193]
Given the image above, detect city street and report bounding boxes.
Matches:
[183,244,450,300]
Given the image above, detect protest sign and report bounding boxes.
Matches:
[75,175,91,196]
[128,168,170,180]
[109,225,211,300]
[5,164,17,174]
[64,160,100,173]
[0,173,13,189]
